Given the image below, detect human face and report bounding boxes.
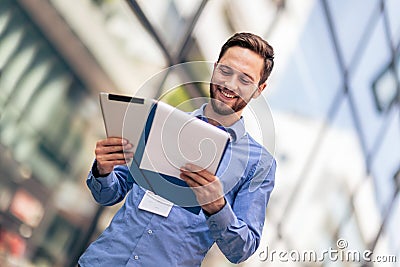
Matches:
[210,46,265,115]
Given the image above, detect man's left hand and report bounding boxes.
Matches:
[180,163,226,215]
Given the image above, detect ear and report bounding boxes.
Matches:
[252,82,267,99]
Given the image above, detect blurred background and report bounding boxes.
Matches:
[0,0,399,266]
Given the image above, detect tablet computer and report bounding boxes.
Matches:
[99,92,230,214]
[99,92,154,151]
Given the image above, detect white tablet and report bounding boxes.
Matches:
[99,92,154,151]
[100,92,230,214]
[139,101,230,177]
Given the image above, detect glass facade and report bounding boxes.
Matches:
[267,0,400,266]
[0,0,398,266]
[0,1,101,266]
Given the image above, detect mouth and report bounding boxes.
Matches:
[217,87,238,100]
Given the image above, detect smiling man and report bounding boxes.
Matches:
[78,32,276,267]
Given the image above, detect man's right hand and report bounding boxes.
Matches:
[95,137,134,176]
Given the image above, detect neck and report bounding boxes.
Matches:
[204,102,242,127]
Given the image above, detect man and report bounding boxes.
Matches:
[79,32,276,266]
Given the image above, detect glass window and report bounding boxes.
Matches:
[7,47,55,120]
[279,130,355,251]
[38,214,82,263]
[0,3,12,35]
[352,178,382,244]
[228,0,279,34]
[0,26,24,73]
[277,95,370,258]
[0,2,114,266]
[338,213,368,262]
[21,67,72,186]
[9,189,44,228]
[0,29,34,102]
[386,193,400,256]
[328,97,366,191]
[3,44,39,100]
[173,0,205,19]
[135,0,203,55]
[370,109,400,213]
[193,1,233,62]
[60,123,84,172]
[26,68,71,131]
[326,0,380,68]
[349,17,391,154]
[397,54,400,83]
[373,229,397,265]
[20,60,53,105]
[0,185,12,212]
[372,66,398,112]
[40,86,89,176]
[268,0,342,119]
[267,112,324,224]
[385,0,400,46]
[92,0,167,94]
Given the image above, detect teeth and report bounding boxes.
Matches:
[221,90,235,98]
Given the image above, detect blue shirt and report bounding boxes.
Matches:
[78,104,276,266]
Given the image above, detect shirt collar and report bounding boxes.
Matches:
[191,103,246,143]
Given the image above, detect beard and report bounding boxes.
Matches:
[209,83,249,115]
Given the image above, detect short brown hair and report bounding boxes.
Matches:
[218,32,274,85]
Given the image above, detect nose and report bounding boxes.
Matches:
[224,75,239,91]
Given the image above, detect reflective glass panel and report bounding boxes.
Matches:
[349,17,391,154]
[370,109,400,212]
[269,0,342,119]
[385,0,400,46]
[327,0,380,67]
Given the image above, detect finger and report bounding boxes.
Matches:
[98,160,127,168]
[123,152,134,159]
[96,143,133,155]
[98,160,128,173]
[180,173,202,188]
[123,143,134,151]
[97,137,129,147]
[180,168,210,186]
[183,163,204,173]
[96,145,123,155]
[107,160,129,166]
[103,152,134,160]
[98,152,133,161]
[183,163,216,182]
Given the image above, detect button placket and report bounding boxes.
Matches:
[130,214,162,262]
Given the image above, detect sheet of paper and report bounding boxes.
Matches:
[139,102,229,178]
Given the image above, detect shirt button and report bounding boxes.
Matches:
[147,229,153,234]
[134,255,139,260]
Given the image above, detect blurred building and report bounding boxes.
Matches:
[0,0,398,267]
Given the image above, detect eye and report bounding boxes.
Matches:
[239,76,252,85]
[218,66,233,76]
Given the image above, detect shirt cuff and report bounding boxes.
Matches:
[91,171,114,187]
[89,161,115,188]
[206,201,236,234]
